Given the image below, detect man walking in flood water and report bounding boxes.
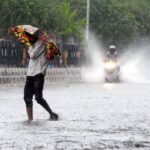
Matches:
[22,26,59,121]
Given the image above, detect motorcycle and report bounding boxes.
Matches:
[103,58,120,82]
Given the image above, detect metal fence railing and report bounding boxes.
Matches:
[0,67,82,85]
[0,39,82,67]
[0,39,22,67]
[0,40,83,84]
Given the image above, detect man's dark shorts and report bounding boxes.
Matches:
[24,73,44,107]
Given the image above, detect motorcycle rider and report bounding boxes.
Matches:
[106,45,118,61]
[104,45,120,81]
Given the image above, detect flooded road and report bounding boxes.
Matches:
[0,82,150,150]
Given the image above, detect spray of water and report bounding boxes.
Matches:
[120,39,150,83]
[81,31,105,82]
[81,31,150,84]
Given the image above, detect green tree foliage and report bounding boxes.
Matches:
[0,0,150,46]
[0,0,85,40]
[70,0,150,47]
[89,0,136,46]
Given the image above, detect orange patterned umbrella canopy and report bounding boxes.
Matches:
[8,25,61,60]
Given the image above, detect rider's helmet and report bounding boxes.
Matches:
[109,45,116,54]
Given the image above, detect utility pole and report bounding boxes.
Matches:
[86,0,90,41]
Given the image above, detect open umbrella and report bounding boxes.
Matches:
[8,25,61,60]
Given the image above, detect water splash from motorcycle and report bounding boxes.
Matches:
[81,31,150,84]
[81,31,105,82]
[120,39,150,83]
